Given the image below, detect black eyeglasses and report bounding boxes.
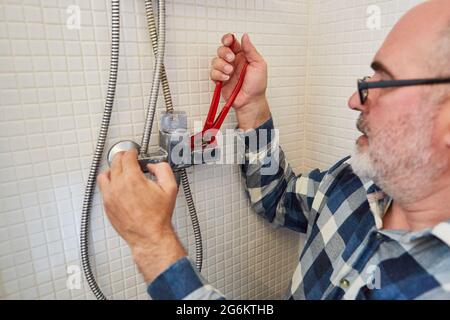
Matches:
[357,76,450,104]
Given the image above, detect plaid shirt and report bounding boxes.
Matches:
[148,117,450,300]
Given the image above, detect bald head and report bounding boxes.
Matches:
[424,0,450,77]
[434,18,450,73]
[376,0,450,77]
[373,0,450,104]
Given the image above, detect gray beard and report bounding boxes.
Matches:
[349,108,447,204]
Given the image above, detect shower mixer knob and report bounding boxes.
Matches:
[107,140,141,165]
[107,140,168,172]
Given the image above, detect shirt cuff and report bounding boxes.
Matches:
[147,257,202,300]
[235,116,275,153]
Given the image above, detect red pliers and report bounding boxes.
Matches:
[191,35,249,149]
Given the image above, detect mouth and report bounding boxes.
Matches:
[356,115,369,145]
[356,119,366,134]
[356,134,368,145]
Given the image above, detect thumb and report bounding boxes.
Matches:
[241,33,263,64]
[147,162,178,195]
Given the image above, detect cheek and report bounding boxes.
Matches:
[432,106,450,149]
[373,88,422,127]
[365,102,397,136]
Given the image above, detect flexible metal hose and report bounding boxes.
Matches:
[140,0,165,154]
[80,0,120,300]
[144,0,173,113]
[178,169,203,271]
[144,0,203,272]
[80,0,202,301]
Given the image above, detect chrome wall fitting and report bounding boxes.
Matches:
[107,111,221,172]
[107,140,168,172]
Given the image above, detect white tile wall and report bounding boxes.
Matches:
[304,0,424,171]
[0,0,427,300]
[1,0,307,299]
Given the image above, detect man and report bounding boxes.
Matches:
[97,0,450,299]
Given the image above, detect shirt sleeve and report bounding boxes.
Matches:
[238,116,328,233]
[147,257,225,300]
[415,285,450,300]
[148,116,329,299]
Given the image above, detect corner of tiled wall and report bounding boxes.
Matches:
[0,0,426,300]
[1,0,307,300]
[303,0,424,172]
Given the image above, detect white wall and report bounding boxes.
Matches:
[0,0,307,299]
[0,0,425,300]
[304,0,423,170]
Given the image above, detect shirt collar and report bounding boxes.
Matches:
[357,175,390,229]
[355,173,450,248]
[383,220,450,248]
[430,220,450,247]
[348,168,450,247]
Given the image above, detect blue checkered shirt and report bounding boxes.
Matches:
[148,117,450,300]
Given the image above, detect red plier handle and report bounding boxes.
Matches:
[191,36,249,149]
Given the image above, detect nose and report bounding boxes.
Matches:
[348,90,368,113]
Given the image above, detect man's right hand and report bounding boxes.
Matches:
[210,33,271,130]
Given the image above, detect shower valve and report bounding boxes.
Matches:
[106,112,191,172]
[107,111,220,172]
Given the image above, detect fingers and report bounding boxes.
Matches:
[111,151,124,181]
[209,69,230,81]
[217,46,235,63]
[211,42,236,81]
[210,69,230,82]
[146,162,178,196]
[122,148,142,175]
[241,33,263,64]
[221,33,234,46]
[221,33,241,54]
[211,57,234,75]
[97,170,111,192]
